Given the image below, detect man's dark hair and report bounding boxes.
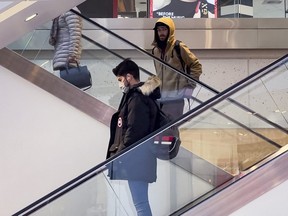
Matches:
[112,58,140,80]
[154,22,169,30]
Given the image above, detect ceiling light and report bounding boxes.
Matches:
[25,13,38,22]
[262,0,282,3]
[0,1,36,22]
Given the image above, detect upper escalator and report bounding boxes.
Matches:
[11,45,288,215]
[7,9,288,173]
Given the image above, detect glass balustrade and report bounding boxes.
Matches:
[7,8,288,171]
[7,17,214,112]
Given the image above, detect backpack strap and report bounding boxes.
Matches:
[174,40,185,72]
[152,46,156,55]
[174,40,193,107]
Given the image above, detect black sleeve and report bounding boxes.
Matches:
[124,95,151,147]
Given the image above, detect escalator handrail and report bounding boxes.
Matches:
[81,34,154,76]
[71,9,214,92]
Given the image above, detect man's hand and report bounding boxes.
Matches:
[183,87,194,99]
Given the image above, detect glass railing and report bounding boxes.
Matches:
[7,11,215,112]
[8,9,288,129]
[13,50,288,216]
[7,9,288,170]
[184,55,288,172]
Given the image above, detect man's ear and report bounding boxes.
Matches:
[126,73,132,81]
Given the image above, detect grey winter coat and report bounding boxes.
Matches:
[50,11,82,70]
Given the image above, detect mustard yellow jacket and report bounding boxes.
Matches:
[152,17,202,99]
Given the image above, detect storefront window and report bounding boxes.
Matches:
[77,0,288,18]
[152,0,217,18]
[118,0,138,17]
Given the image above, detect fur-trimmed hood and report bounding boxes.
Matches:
[138,75,161,100]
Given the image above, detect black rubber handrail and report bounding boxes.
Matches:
[71,9,215,92]
[81,34,154,76]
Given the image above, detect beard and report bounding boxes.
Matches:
[157,34,168,50]
[158,40,167,50]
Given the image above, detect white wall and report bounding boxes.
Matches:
[0,66,110,216]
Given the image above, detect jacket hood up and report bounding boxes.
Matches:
[152,17,176,48]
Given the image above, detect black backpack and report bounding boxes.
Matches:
[151,101,181,160]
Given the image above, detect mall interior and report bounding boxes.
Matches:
[1,0,288,215]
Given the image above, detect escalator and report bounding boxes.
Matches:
[2,8,288,216]
[8,8,287,171]
[7,50,288,215]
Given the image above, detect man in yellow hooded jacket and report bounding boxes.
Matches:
[152,17,202,120]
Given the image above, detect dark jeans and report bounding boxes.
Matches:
[128,181,152,216]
